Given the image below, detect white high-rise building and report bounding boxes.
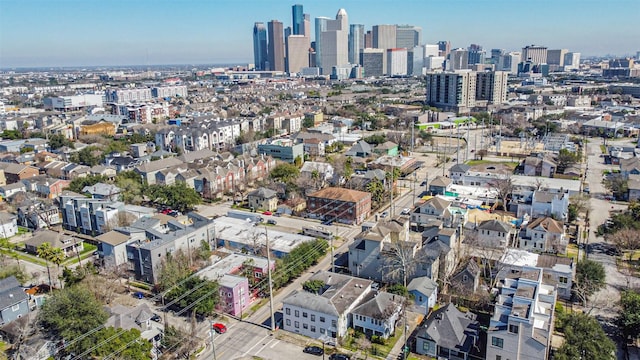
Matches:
[424,44,440,57]
[521,45,548,65]
[318,9,349,75]
[563,52,581,71]
[287,35,310,74]
[387,48,408,76]
[499,52,521,74]
[425,56,445,70]
[448,48,469,70]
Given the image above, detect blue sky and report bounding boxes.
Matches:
[0,0,638,68]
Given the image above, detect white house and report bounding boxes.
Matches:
[0,213,18,238]
[531,190,569,221]
[282,271,373,340]
[520,217,567,254]
[473,219,516,249]
[351,292,404,339]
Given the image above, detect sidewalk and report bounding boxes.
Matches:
[385,311,424,360]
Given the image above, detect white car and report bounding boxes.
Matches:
[401,208,411,215]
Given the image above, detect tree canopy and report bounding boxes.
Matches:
[269,163,300,183]
[574,259,606,306]
[618,289,640,342]
[146,181,201,213]
[555,148,580,174]
[89,327,152,359]
[48,134,74,150]
[554,312,615,360]
[604,173,628,201]
[165,276,219,317]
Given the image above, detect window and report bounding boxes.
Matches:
[311,326,316,332]
[311,315,315,321]
[320,317,325,323]
[303,312,308,318]
[286,319,291,326]
[320,328,326,334]
[331,320,337,327]
[509,324,519,334]
[285,308,290,315]
[491,336,504,348]
[11,304,19,312]
[422,342,430,352]
[496,356,502,360]
[295,310,299,317]
[295,321,299,328]
[303,323,308,329]
[462,275,468,282]
[559,276,568,284]
[419,296,423,302]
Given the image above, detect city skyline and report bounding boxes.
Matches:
[1,0,638,68]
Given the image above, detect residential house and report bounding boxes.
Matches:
[134,157,183,185]
[453,163,512,187]
[450,261,482,296]
[348,216,411,282]
[411,197,454,229]
[520,217,566,254]
[421,238,456,285]
[0,163,39,184]
[106,156,139,173]
[374,141,399,156]
[282,271,373,340]
[522,155,556,178]
[82,182,122,201]
[0,182,26,200]
[449,164,471,185]
[0,276,30,326]
[300,162,334,189]
[407,277,438,314]
[61,163,90,180]
[303,138,325,157]
[428,176,452,195]
[29,178,71,199]
[620,157,640,179]
[17,201,61,230]
[215,275,249,317]
[473,219,516,249]
[531,190,569,221]
[96,229,137,268]
[498,249,575,300]
[351,292,405,339]
[79,122,116,136]
[0,213,18,239]
[628,174,640,202]
[307,187,371,225]
[104,303,163,342]
[24,230,83,257]
[415,303,480,359]
[0,169,6,186]
[345,140,373,158]
[247,187,278,212]
[486,267,557,360]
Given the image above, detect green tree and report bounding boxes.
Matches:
[157,250,193,291]
[165,276,219,317]
[302,279,325,294]
[302,117,315,129]
[364,134,386,145]
[90,327,152,359]
[48,134,74,150]
[69,146,102,166]
[1,129,23,140]
[269,163,300,183]
[604,173,628,200]
[147,181,201,213]
[37,242,55,287]
[66,174,108,193]
[554,312,615,360]
[574,259,606,306]
[38,285,109,353]
[619,289,640,342]
[556,148,580,173]
[366,178,386,205]
[386,284,410,298]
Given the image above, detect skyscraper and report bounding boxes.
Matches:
[292,4,304,35]
[314,17,330,71]
[438,41,451,57]
[467,44,485,65]
[490,49,505,65]
[286,35,310,74]
[547,49,568,66]
[448,48,469,70]
[364,31,373,49]
[425,71,477,113]
[476,71,508,104]
[360,48,385,77]
[521,45,548,64]
[372,25,396,49]
[349,24,364,65]
[303,13,311,37]
[268,20,285,72]
[317,9,349,75]
[387,48,408,76]
[563,52,581,71]
[253,22,268,70]
[396,25,422,49]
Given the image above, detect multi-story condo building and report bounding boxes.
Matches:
[486,267,557,360]
[306,187,371,225]
[546,49,568,67]
[448,48,469,70]
[155,117,245,153]
[268,20,285,72]
[106,88,153,103]
[59,192,120,235]
[425,71,476,113]
[476,71,508,104]
[151,85,187,98]
[257,139,304,163]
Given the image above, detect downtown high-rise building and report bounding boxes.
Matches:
[467,44,485,65]
[268,20,285,71]
[438,41,451,57]
[286,35,310,74]
[448,48,469,70]
[490,49,505,65]
[292,4,304,35]
[253,22,268,70]
[476,71,508,104]
[348,24,365,65]
[387,48,408,76]
[360,48,385,77]
[364,30,373,48]
[425,44,439,57]
[396,25,422,49]
[522,45,548,64]
[498,51,521,74]
[372,25,396,50]
[316,9,349,75]
[563,52,581,70]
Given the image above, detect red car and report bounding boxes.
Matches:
[262,211,272,216]
[212,323,227,334]
[161,209,172,215]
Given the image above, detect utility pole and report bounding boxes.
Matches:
[456,122,461,164]
[390,165,394,217]
[466,116,471,162]
[264,225,276,331]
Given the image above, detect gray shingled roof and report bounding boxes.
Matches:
[477,219,512,233]
[407,277,437,297]
[351,291,404,320]
[418,303,478,354]
[0,276,28,311]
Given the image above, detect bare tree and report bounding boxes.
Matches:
[606,228,640,262]
[381,240,420,286]
[463,231,511,290]
[489,176,514,211]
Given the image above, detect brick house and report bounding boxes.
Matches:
[306,187,371,224]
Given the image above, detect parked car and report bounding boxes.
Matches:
[262,211,272,216]
[380,211,389,218]
[133,292,145,299]
[303,346,324,356]
[151,313,162,322]
[267,219,277,225]
[400,208,411,215]
[329,354,350,360]
[161,208,172,215]
[420,181,427,186]
[212,323,227,334]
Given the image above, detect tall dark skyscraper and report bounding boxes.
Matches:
[292,4,304,35]
[253,22,268,70]
[268,20,285,71]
